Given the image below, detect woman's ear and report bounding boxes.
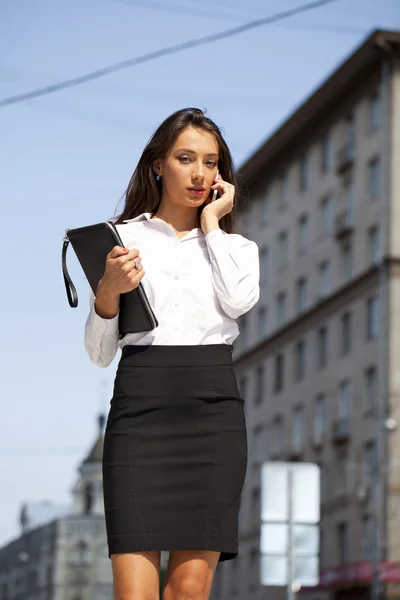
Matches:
[153,159,162,177]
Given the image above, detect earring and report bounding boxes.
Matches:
[156,174,161,181]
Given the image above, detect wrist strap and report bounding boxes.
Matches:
[62,237,78,308]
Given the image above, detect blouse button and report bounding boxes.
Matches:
[174,275,179,280]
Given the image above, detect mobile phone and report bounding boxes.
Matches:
[212,169,219,202]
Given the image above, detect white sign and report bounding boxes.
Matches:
[260,462,321,588]
[261,462,320,524]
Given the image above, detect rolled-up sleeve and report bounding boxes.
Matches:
[206,229,260,319]
[84,289,120,367]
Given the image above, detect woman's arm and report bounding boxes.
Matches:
[84,287,120,368]
[206,229,260,319]
[84,244,145,367]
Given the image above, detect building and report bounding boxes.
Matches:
[0,415,114,600]
[211,29,400,600]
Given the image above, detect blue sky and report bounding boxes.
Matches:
[0,0,399,547]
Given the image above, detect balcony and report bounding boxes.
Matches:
[312,434,324,450]
[336,143,355,174]
[332,418,350,444]
[334,211,354,240]
[288,444,303,460]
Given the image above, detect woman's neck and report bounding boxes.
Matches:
[152,204,200,233]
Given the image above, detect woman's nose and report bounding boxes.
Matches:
[192,162,205,181]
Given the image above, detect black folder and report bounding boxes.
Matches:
[62,221,158,336]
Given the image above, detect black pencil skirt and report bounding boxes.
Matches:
[102,344,247,563]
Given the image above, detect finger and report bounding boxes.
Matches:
[115,248,140,266]
[109,245,128,258]
[123,256,142,273]
[130,267,145,282]
[211,183,229,194]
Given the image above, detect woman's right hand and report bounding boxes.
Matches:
[99,245,145,297]
[94,246,145,319]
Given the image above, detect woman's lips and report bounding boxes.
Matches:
[187,187,205,196]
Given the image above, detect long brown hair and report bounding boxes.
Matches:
[114,108,239,233]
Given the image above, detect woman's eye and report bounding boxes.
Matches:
[206,161,217,167]
[179,156,191,163]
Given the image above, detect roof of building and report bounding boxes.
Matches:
[82,433,104,464]
[20,500,71,531]
[82,413,105,464]
[238,29,400,189]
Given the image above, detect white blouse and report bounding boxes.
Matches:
[84,212,260,367]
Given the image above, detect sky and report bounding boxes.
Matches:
[0,0,399,548]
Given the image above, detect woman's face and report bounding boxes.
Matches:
[157,126,219,208]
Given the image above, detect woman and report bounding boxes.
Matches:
[84,108,260,599]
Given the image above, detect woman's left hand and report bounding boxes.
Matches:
[201,175,235,225]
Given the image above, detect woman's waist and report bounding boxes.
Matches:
[119,343,234,369]
[118,321,239,348]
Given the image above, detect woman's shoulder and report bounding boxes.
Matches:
[221,228,259,249]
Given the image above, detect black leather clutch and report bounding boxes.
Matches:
[62,221,158,336]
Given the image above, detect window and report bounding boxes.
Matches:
[314,393,326,444]
[76,539,90,563]
[367,296,379,339]
[255,364,265,405]
[274,353,285,393]
[251,486,261,527]
[248,548,259,592]
[365,366,378,413]
[239,375,247,400]
[299,153,310,191]
[280,173,290,208]
[319,261,331,298]
[213,566,223,597]
[341,242,353,283]
[368,225,380,265]
[340,312,352,355]
[230,556,240,595]
[296,277,308,314]
[363,515,375,560]
[292,405,305,452]
[261,188,270,223]
[337,522,348,564]
[253,424,267,464]
[364,441,377,484]
[336,452,348,495]
[241,212,250,237]
[298,214,309,252]
[276,292,287,327]
[84,484,94,515]
[321,134,332,172]
[320,527,324,565]
[345,116,355,157]
[272,416,284,454]
[369,93,380,131]
[369,157,381,199]
[317,326,328,369]
[239,314,248,347]
[258,305,267,336]
[295,339,306,381]
[260,246,269,287]
[344,178,355,223]
[320,463,330,502]
[320,194,332,234]
[277,231,289,269]
[338,379,352,420]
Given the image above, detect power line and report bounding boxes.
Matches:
[0,0,342,109]
[110,0,364,31]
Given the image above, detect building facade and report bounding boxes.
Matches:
[212,30,400,600]
[0,415,114,600]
